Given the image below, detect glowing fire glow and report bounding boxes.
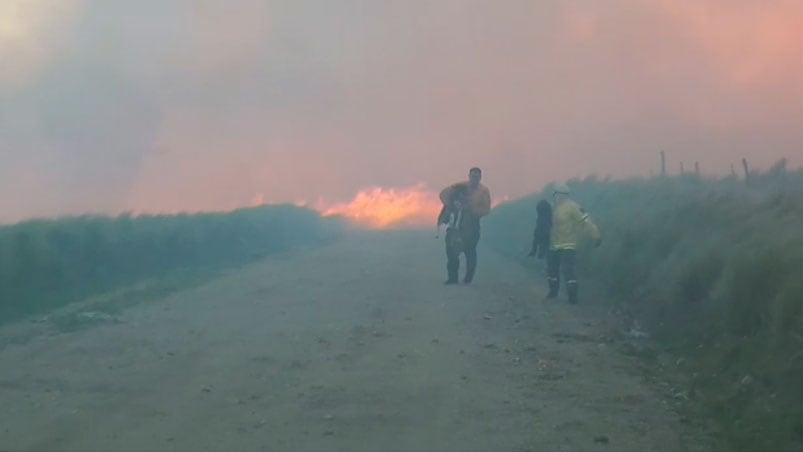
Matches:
[321,184,442,229]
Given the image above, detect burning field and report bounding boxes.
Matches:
[319,183,443,229]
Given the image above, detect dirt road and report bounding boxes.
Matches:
[0,231,714,451]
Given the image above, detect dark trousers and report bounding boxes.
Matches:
[445,228,480,283]
[546,249,579,302]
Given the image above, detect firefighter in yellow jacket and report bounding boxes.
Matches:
[547,183,601,303]
[439,167,492,284]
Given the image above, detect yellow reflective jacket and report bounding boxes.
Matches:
[439,182,492,218]
[550,199,600,250]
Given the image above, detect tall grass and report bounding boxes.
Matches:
[485,168,803,452]
[0,205,342,325]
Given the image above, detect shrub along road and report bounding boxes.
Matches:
[0,231,718,451]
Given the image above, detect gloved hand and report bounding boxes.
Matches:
[594,237,602,248]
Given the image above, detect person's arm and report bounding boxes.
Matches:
[573,205,601,246]
[528,225,540,256]
[473,186,492,217]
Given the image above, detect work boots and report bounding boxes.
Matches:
[546,277,559,299]
[567,280,579,304]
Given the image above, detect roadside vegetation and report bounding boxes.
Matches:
[0,205,342,326]
[485,164,803,452]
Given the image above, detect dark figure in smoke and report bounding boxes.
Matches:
[528,199,553,259]
[545,183,601,303]
[439,167,492,285]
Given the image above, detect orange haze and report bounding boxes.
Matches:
[321,184,442,229]
[319,184,510,229]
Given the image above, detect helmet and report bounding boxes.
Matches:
[552,183,571,195]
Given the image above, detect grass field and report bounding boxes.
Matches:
[0,205,342,326]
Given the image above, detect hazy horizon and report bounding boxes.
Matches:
[2,0,801,225]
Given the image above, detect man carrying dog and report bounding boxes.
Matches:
[439,167,492,285]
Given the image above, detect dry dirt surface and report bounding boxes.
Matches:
[0,230,718,452]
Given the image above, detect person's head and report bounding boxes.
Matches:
[468,167,482,188]
[552,182,571,201]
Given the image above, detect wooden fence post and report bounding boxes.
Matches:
[742,158,750,185]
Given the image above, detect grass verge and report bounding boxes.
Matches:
[0,205,342,326]
[485,167,803,452]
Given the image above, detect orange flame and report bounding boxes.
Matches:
[320,183,442,229]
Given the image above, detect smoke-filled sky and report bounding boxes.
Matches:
[1,0,802,223]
